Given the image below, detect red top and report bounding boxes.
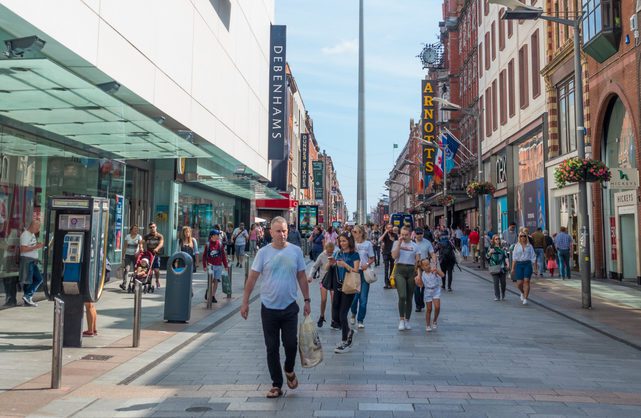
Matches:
[202,240,229,269]
[468,231,480,245]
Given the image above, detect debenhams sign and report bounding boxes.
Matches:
[268,25,287,160]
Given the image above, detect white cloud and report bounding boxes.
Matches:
[321,39,358,55]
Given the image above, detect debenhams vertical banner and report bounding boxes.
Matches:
[421,80,438,175]
[300,133,310,189]
[268,25,287,160]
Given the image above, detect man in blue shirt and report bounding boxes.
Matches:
[554,226,574,280]
[241,217,311,399]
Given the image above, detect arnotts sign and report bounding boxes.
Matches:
[268,25,287,160]
[421,80,437,175]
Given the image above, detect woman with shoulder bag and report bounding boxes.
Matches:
[308,242,336,328]
[349,225,376,329]
[330,233,360,354]
[511,228,537,305]
[486,234,508,301]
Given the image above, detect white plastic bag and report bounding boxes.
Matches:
[298,315,323,368]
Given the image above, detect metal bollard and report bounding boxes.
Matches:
[206,272,213,310]
[51,297,64,389]
[244,258,249,286]
[133,280,142,348]
[228,266,233,296]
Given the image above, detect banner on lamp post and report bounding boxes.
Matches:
[312,160,324,200]
[268,25,287,160]
[300,133,309,189]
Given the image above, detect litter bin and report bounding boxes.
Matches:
[164,252,193,322]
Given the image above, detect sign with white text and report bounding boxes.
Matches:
[268,25,287,160]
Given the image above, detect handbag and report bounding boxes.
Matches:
[321,266,336,290]
[389,264,397,287]
[488,264,503,274]
[454,249,463,264]
[363,268,377,284]
[341,271,361,294]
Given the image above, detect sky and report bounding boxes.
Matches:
[276,0,442,218]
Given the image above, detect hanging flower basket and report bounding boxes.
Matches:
[554,157,611,188]
[437,194,455,206]
[466,181,496,198]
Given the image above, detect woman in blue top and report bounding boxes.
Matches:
[511,228,537,305]
[330,232,360,353]
[308,225,325,262]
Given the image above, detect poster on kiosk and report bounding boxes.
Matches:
[43,196,110,348]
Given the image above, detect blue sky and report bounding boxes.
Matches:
[276,0,442,218]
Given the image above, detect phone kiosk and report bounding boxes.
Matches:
[44,196,110,347]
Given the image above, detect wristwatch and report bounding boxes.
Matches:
[304,298,311,303]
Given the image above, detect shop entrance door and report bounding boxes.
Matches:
[620,214,637,281]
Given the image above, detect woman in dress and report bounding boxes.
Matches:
[511,228,537,305]
[460,228,470,261]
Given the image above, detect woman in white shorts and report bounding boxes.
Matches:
[416,258,445,332]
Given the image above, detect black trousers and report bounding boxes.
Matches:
[382,253,395,286]
[332,290,355,341]
[260,302,299,389]
[414,285,425,310]
[3,277,18,305]
[492,272,507,298]
[373,245,381,265]
[440,263,454,290]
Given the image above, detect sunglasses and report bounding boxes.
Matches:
[519,235,527,237]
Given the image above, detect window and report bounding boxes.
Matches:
[485,88,492,137]
[519,45,529,109]
[492,79,498,131]
[479,41,484,77]
[499,11,506,51]
[582,0,622,62]
[484,0,489,16]
[508,59,515,117]
[531,30,541,98]
[507,18,513,38]
[485,32,490,70]
[491,22,496,61]
[499,70,507,125]
[557,77,577,155]
[554,2,561,48]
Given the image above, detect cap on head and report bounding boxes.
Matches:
[210,229,221,236]
[415,227,424,234]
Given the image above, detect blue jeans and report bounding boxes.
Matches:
[558,249,571,279]
[535,248,545,273]
[350,274,370,323]
[23,261,43,299]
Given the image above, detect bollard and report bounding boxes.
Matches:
[244,258,249,286]
[206,271,213,310]
[228,266,233,295]
[133,280,142,348]
[51,297,64,389]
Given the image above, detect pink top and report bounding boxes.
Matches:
[324,231,338,244]
[250,230,258,240]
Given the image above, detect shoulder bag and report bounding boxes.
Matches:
[341,270,361,294]
[363,268,377,284]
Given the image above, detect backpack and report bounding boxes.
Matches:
[439,240,456,264]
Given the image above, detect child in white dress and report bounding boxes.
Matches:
[416,258,445,332]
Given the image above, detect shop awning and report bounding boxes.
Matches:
[0,58,209,159]
[185,165,285,201]
[256,193,298,209]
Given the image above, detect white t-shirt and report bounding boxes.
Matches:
[233,228,249,246]
[125,234,142,256]
[392,240,419,265]
[415,239,435,261]
[251,243,306,310]
[20,230,39,259]
[355,240,375,268]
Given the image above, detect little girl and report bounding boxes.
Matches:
[416,258,445,332]
[545,245,557,277]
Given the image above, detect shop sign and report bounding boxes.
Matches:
[114,194,124,252]
[608,167,639,190]
[300,133,309,189]
[312,160,324,200]
[610,217,617,261]
[495,154,507,185]
[421,80,438,175]
[614,191,636,206]
[268,25,287,160]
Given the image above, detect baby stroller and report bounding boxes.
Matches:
[127,250,156,293]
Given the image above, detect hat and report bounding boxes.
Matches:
[415,227,424,234]
[210,229,221,236]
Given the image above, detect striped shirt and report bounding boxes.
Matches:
[554,232,573,250]
[512,243,537,263]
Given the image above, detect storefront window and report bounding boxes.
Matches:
[513,132,546,231]
[178,185,236,246]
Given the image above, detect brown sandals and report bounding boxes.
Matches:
[285,371,299,389]
[266,387,283,398]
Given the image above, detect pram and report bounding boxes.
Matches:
[127,250,156,293]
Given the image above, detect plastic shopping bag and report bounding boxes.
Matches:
[221,269,232,296]
[298,315,323,368]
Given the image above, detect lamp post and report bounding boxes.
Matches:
[433,97,485,268]
[356,0,367,224]
[490,0,590,308]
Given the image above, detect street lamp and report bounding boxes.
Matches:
[489,0,591,308]
[433,97,486,268]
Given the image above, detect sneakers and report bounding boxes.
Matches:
[398,320,406,331]
[357,322,365,329]
[431,322,438,330]
[330,321,340,330]
[404,320,412,330]
[522,298,528,305]
[520,293,524,302]
[317,317,326,328]
[349,314,356,325]
[334,342,351,353]
[494,297,500,301]
[501,294,506,301]
[119,283,127,291]
[22,296,37,307]
[346,329,355,346]
[426,325,432,332]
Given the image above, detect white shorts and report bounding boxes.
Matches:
[424,286,441,303]
[208,265,224,282]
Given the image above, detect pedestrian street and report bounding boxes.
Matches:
[37,264,641,418]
